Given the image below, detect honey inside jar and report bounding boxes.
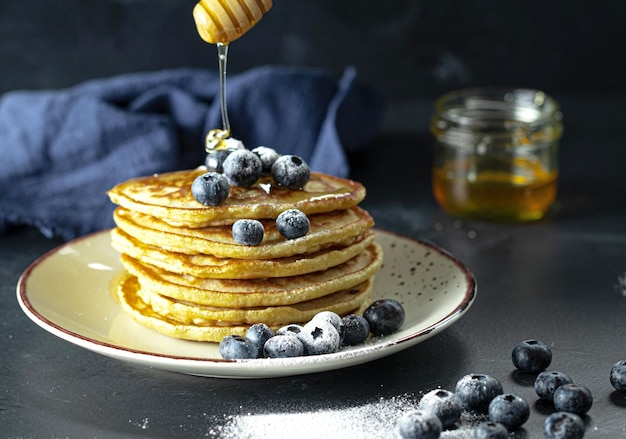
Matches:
[431,88,563,222]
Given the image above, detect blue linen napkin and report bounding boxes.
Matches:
[0,66,383,240]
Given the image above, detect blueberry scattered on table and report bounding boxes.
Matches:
[417,389,463,429]
[191,172,230,206]
[263,335,305,358]
[511,339,552,373]
[610,360,626,392]
[543,412,585,439]
[310,311,345,343]
[223,149,263,187]
[251,146,280,175]
[271,154,310,189]
[232,219,265,245]
[534,370,574,401]
[553,383,593,415]
[245,323,275,355]
[219,335,259,360]
[397,409,442,439]
[454,373,504,413]
[363,299,406,336]
[276,209,310,240]
[276,324,304,337]
[472,421,509,439]
[341,314,370,346]
[488,393,530,431]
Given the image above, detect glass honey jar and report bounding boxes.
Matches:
[431,87,563,222]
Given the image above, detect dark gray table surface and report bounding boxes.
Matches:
[2,95,626,438]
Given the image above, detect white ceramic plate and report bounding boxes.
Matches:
[17,229,476,379]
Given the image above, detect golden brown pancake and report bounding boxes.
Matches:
[112,206,374,259]
[107,169,366,228]
[116,273,371,342]
[119,242,383,307]
[111,227,376,279]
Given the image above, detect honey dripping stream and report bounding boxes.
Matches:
[206,42,231,152]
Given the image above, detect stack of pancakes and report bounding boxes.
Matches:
[107,168,382,342]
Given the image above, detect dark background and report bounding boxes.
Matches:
[1,0,625,133]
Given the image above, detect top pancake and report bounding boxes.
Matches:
[107,168,366,228]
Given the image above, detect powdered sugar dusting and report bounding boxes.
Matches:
[208,393,487,438]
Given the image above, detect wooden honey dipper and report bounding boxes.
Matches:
[193,0,273,44]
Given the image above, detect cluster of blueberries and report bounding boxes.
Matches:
[219,299,406,359]
[191,144,313,245]
[398,339,626,439]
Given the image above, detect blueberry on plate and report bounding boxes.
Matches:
[341,314,370,346]
[610,360,626,392]
[511,339,552,373]
[205,149,233,173]
[232,219,265,246]
[271,154,310,189]
[397,409,442,439]
[488,393,530,431]
[455,373,504,413]
[311,311,345,343]
[191,172,230,206]
[535,370,574,401]
[363,299,405,336]
[553,383,593,415]
[245,323,275,356]
[276,209,310,240]
[297,320,341,355]
[418,389,463,429]
[222,149,263,187]
[219,335,259,360]
[472,421,509,439]
[263,334,305,358]
[252,146,280,175]
[276,324,304,337]
[543,412,585,439]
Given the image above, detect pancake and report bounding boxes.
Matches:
[119,242,383,307]
[113,206,374,259]
[111,227,376,279]
[107,169,366,228]
[117,273,372,341]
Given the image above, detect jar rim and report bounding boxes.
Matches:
[433,87,561,126]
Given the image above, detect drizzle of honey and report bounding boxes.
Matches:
[432,156,558,222]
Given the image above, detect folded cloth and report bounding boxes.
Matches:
[0,66,383,240]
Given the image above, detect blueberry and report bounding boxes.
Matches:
[191,172,230,206]
[341,314,370,345]
[245,323,275,356]
[511,339,552,373]
[544,412,585,439]
[610,360,626,392]
[252,146,280,175]
[535,370,574,401]
[472,421,509,439]
[204,149,233,173]
[553,383,593,415]
[263,334,305,358]
[276,209,310,240]
[276,324,304,337]
[232,219,264,246]
[454,373,504,413]
[311,311,345,342]
[363,299,405,336]
[488,393,530,431]
[397,409,442,439]
[219,335,259,360]
[223,149,262,187]
[271,154,311,189]
[418,388,463,429]
[297,320,341,355]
